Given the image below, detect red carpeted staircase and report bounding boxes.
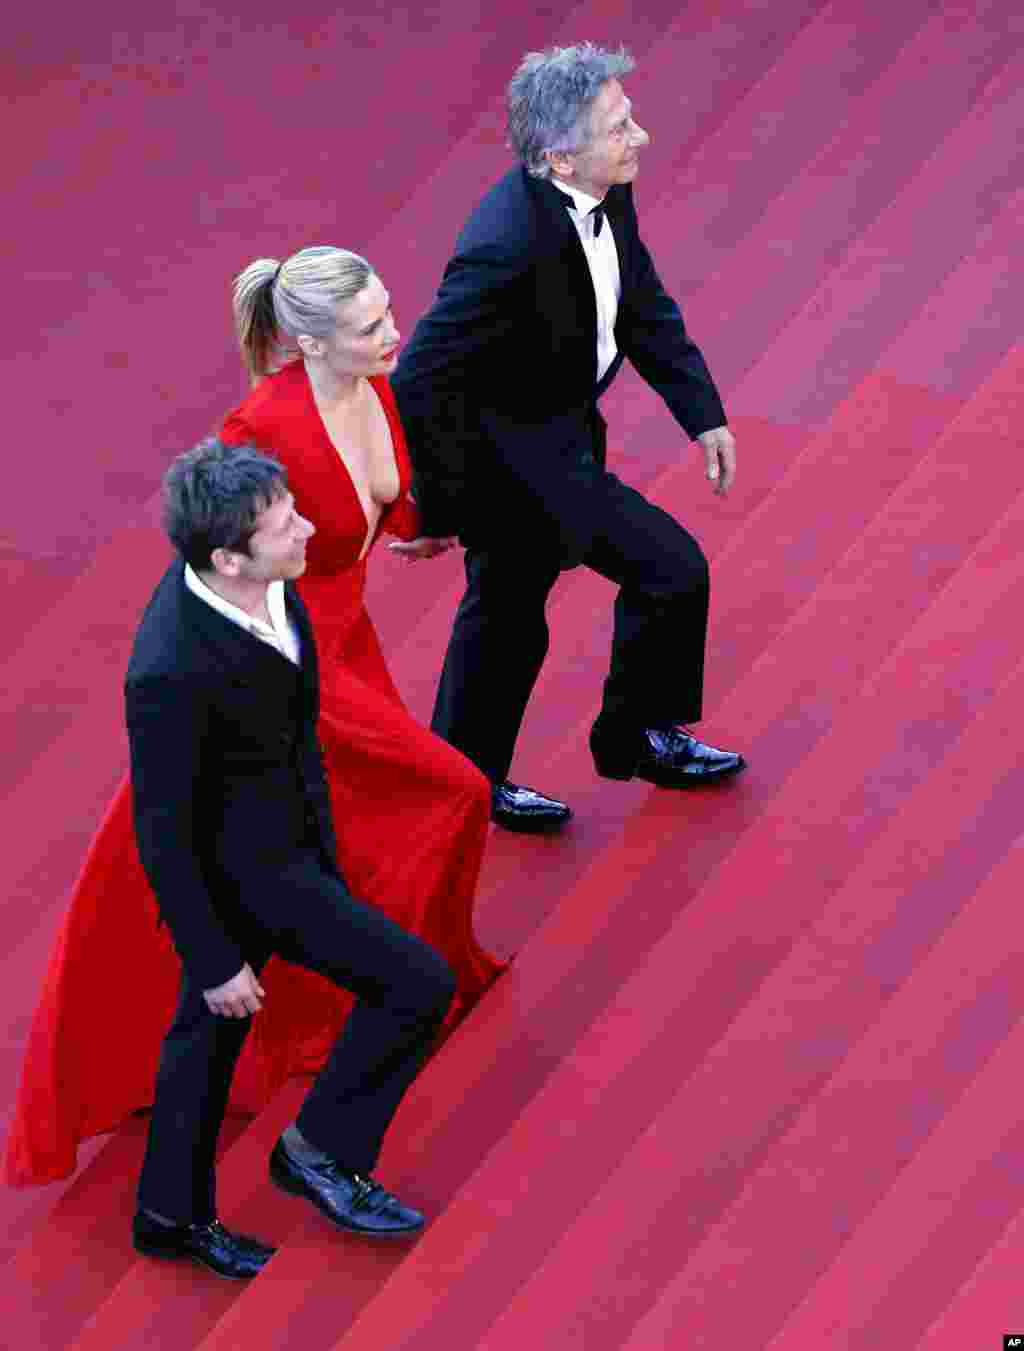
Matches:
[3,1,1023,1346]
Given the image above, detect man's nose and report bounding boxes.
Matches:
[631,121,650,147]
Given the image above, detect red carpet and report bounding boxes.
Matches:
[3,1,1023,1345]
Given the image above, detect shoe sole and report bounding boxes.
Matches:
[490,811,572,833]
[132,1238,262,1280]
[595,757,748,788]
[269,1163,424,1238]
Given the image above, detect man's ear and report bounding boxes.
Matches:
[295,333,322,359]
[209,546,241,579]
[546,148,575,182]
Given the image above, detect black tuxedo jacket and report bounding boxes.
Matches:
[393,166,727,564]
[125,561,337,991]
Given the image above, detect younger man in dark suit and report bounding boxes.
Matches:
[129,439,454,1278]
[394,43,745,832]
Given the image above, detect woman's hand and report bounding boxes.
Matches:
[387,536,458,562]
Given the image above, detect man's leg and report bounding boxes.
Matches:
[584,474,744,782]
[280,868,455,1172]
[259,855,455,1232]
[136,951,269,1227]
[431,549,572,830]
[133,947,277,1278]
[431,549,562,784]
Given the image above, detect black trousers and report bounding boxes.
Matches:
[136,853,455,1226]
[432,469,709,784]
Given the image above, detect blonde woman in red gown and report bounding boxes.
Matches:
[5,247,502,1186]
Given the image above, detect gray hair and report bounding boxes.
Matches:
[507,42,634,178]
[162,437,287,570]
[232,245,375,381]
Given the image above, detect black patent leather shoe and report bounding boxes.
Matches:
[132,1211,275,1279]
[491,781,573,833]
[269,1138,424,1236]
[593,722,746,787]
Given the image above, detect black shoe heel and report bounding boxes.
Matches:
[591,751,635,780]
[589,728,639,781]
[269,1154,305,1197]
[132,1235,180,1260]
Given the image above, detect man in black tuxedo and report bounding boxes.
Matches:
[393,43,745,832]
[128,440,454,1278]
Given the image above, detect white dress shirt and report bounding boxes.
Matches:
[553,180,622,384]
[185,565,301,667]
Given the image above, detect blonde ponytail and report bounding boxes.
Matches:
[232,257,281,382]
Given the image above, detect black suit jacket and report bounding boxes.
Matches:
[393,166,727,563]
[125,561,337,991]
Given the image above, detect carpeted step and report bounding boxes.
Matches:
[316,363,1024,1349]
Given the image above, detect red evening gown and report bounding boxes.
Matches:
[4,363,501,1186]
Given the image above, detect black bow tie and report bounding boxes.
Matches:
[563,195,605,238]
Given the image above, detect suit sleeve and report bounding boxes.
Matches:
[392,243,529,536]
[126,674,245,991]
[619,224,728,441]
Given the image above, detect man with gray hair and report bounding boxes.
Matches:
[394,42,745,831]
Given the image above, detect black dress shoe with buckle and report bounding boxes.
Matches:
[269,1138,424,1236]
[592,721,746,787]
[132,1211,276,1279]
[491,781,572,832]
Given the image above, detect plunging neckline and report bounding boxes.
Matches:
[306,372,402,562]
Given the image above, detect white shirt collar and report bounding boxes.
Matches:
[184,564,299,664]
[265,578,292,641]
[551,180,606,217]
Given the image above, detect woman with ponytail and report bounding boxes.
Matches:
[220,244,505,1067]
[4,247,502,1188]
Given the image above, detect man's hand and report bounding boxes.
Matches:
[696,426,737,496]
[203,963,265,1019]
[387,536,458,562]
